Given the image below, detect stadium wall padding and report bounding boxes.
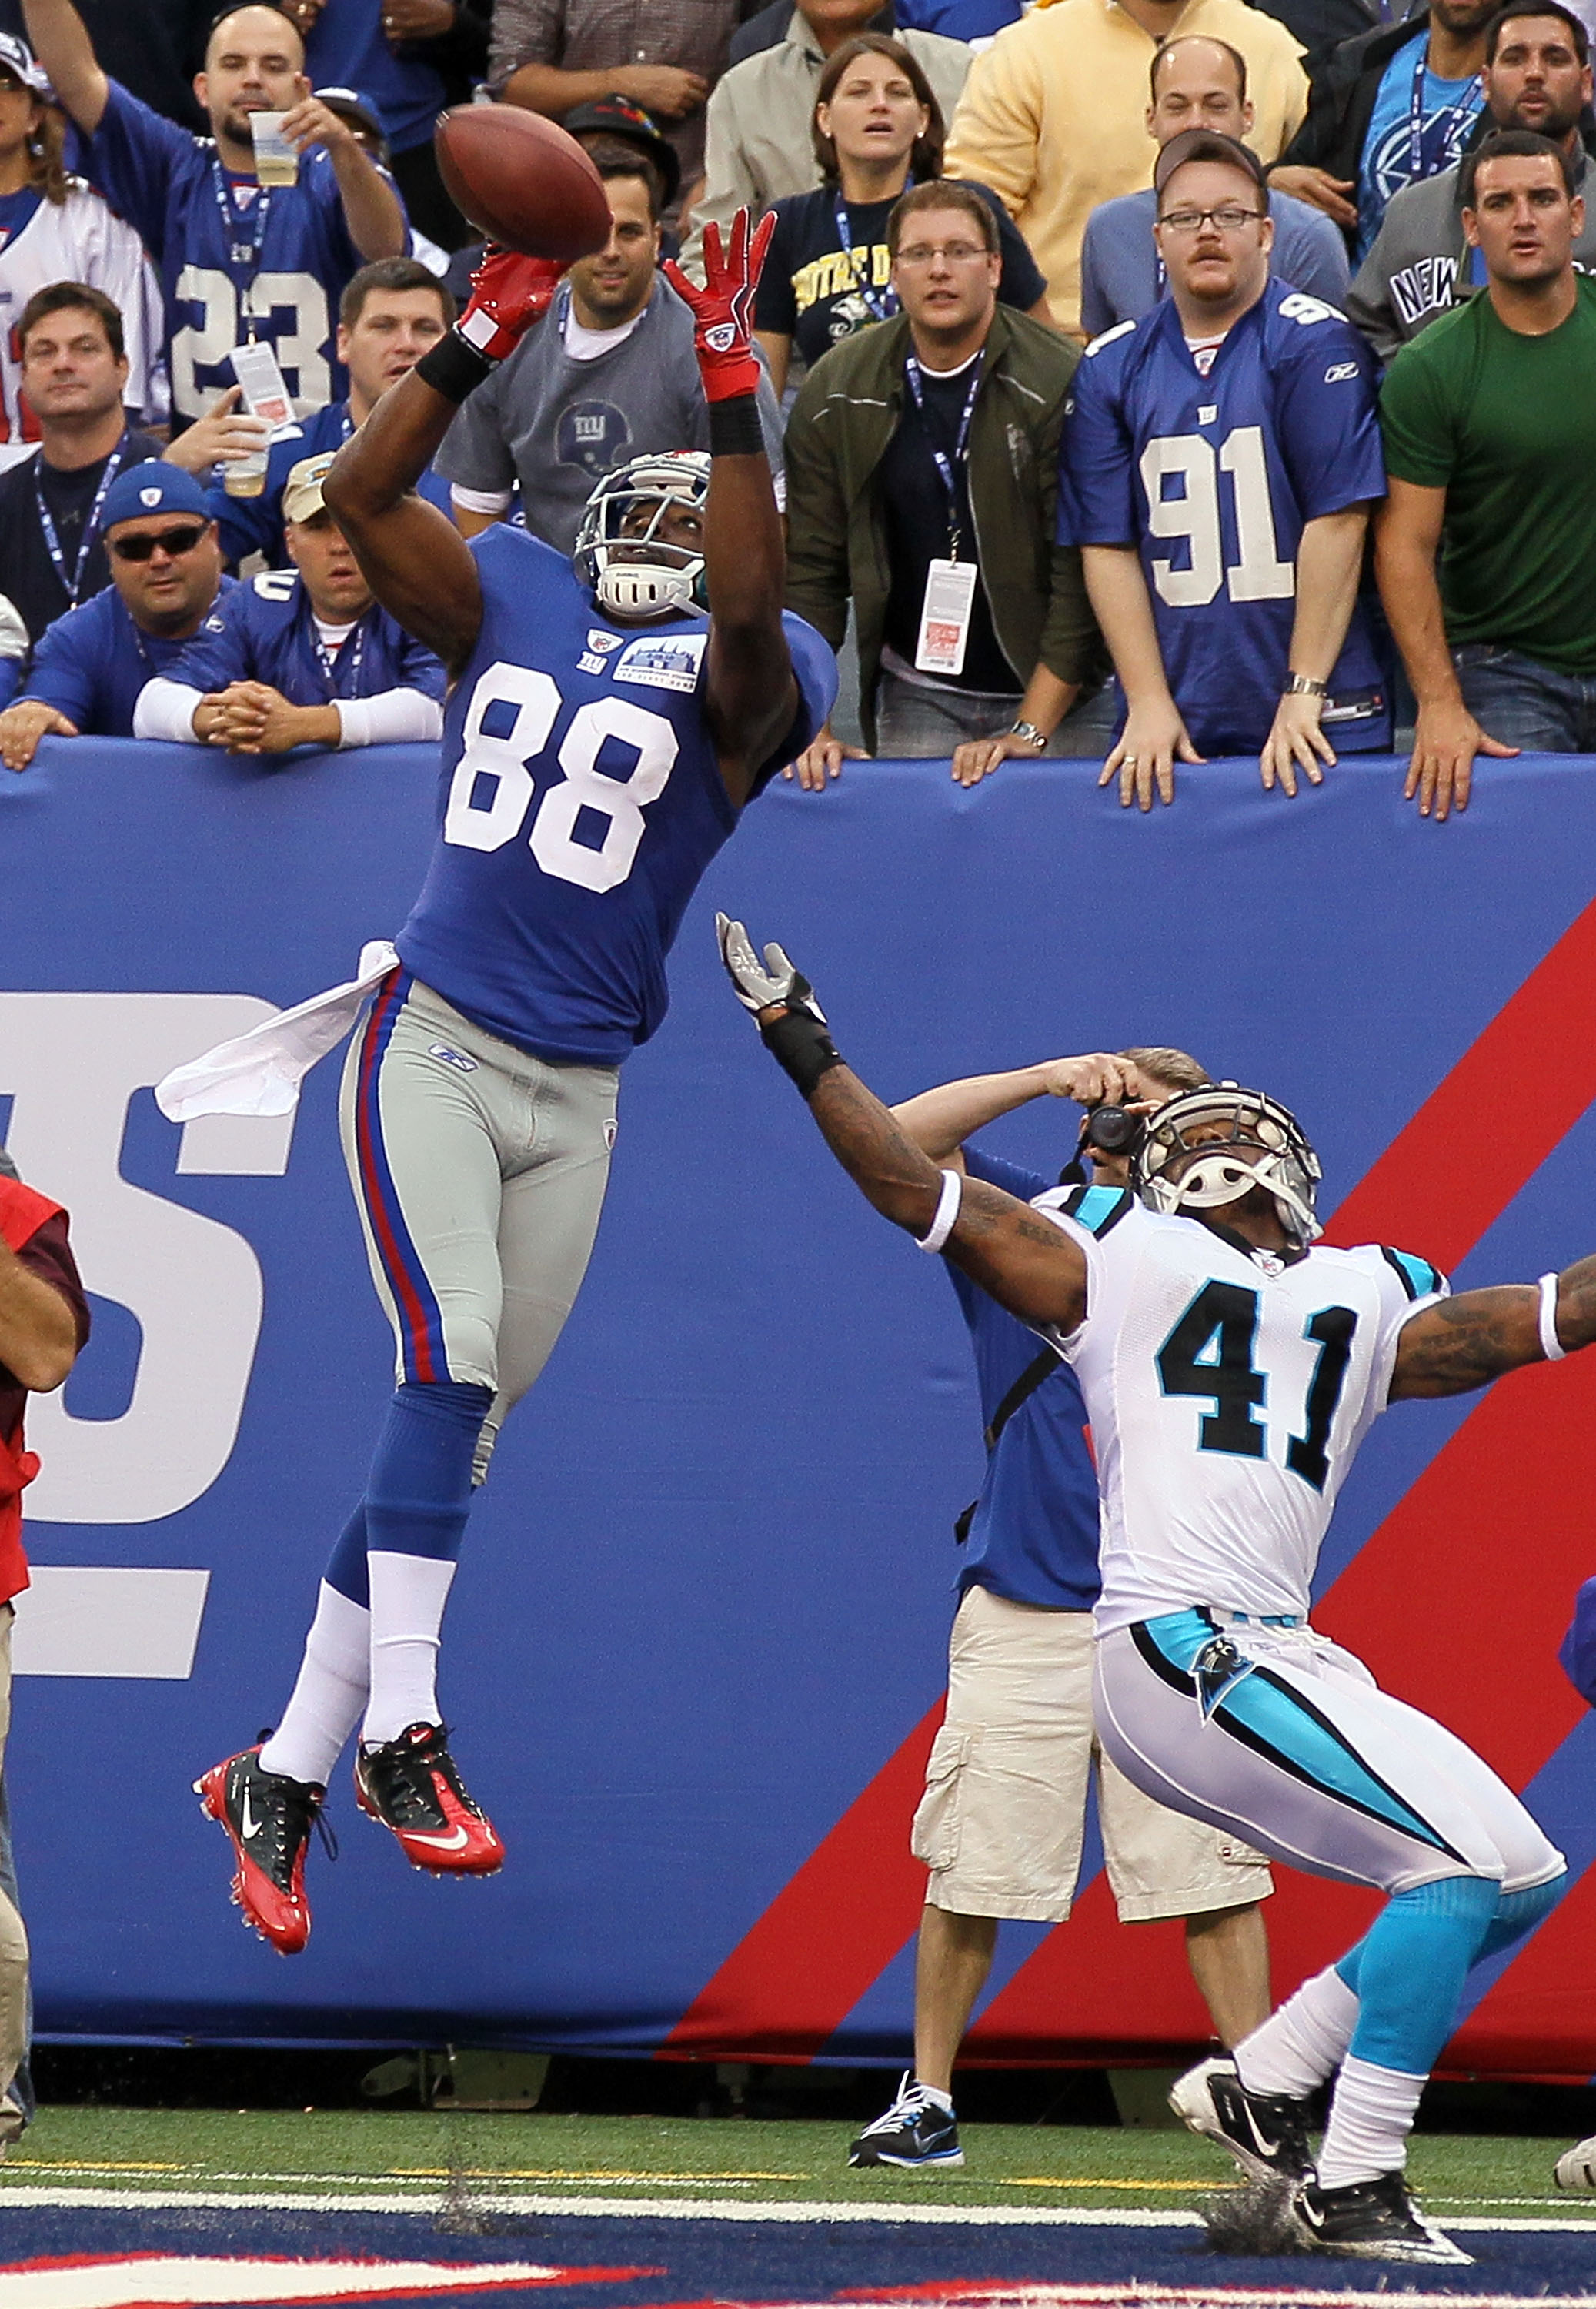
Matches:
[5,737,1596,2074]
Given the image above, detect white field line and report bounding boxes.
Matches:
[2,2184,1596,2234]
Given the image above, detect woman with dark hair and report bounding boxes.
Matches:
[753,34,1050,394]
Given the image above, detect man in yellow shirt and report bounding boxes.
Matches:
[944,0,1309,332]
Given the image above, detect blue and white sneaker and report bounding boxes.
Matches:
[848,2073,964,2170]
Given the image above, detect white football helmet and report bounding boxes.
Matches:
[1134,1082,1323,1246]
[573,451,710,621]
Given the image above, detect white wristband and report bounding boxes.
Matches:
[917,1168,963,1255]
[1539,1271,1567,1362]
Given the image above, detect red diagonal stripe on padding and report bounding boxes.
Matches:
[657,1702,943,2059]
[1321,891,1596,1268]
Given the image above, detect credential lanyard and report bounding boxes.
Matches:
[35,436,126,608]
[1406,36,1476,182]
[312,613,366,697]
[834,201,898,324]
[903,352,983,560]
[212,160,273,339]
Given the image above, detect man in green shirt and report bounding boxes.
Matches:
[1376,127,1596,820]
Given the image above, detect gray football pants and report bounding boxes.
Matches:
[338,972,618,1481]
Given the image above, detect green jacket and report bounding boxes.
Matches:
[782,306,1104,750]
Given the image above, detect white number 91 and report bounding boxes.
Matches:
[442,662,679,894]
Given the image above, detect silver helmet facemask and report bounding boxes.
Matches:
[1134,1083,1323,1247]
[573,451,710,622]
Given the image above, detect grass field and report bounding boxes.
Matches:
[7,2108,1591,2221]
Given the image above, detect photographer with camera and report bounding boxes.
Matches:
[846,1044,1274,2174]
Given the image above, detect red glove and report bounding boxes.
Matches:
[663,207,776,403]
[456,246,567,363]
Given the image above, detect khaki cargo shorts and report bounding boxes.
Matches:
[913,1584,1274,1923]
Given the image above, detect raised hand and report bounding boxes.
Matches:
[456,246,569,363]
[663,208,776,401]
[715,913,827,1021]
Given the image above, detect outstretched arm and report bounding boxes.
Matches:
[663,212,798,807]
[717,918,1090,1333]
[20,0,108,133]
[323,249,564,679]
[1390,1261,1596,1399]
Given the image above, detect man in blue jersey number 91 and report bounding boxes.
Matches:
[194,215,836,1956]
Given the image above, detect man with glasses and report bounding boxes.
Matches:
[1058,129,1388,810]
[0,463,230,770]
[785,179,1109,781]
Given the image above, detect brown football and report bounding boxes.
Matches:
[434,105,611,262]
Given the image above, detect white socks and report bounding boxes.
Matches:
[1234,1962,1360,2100]
[1317,2053,1426,2189]
[362,1550,458,1746]
[259,1582,370,1786]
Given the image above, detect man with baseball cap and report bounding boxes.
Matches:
[0,461,232,770]
[1057,126,1389,809]
[135,448,445,754]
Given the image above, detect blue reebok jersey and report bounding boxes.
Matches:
[21,575,239,733]
[399,524,836,1068]
[947,1149,1103,1612]
[84,82,386,423]
[208,400,452,570]
[164,567,447,704]
[1057,286,1389,757]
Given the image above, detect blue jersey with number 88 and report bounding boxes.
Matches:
[397,523,834,1068]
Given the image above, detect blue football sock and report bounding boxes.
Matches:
[363,1380,494,1564]
[1344,1875,1501,2075]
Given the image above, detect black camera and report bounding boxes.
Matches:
[1083,1103,1144,1158]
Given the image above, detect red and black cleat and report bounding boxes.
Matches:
[193,1741,331,1955]
[354,1721,505,1874]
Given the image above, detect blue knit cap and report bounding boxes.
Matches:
[101,462,210,531]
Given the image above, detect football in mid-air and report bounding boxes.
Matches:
[434,106,611,262]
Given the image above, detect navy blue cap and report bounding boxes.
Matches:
[102,462,211,531]
[1559,1576,1596,1707]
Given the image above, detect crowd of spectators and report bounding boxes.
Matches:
[0,0,1588,815]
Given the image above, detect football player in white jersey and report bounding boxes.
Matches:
[718,917,1577,2267]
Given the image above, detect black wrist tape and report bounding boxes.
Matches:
[760,1008,843,1099]
[708,393,766,457]
[416,329,495,405]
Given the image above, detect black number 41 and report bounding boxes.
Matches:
[1156,1281,1357,1493]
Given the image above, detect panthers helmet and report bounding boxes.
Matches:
[1134,1082,1322,1246]
[573,451,710,621]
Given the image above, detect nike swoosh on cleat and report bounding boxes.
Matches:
[406,1825,472,1850]
[239,1789,262,1840]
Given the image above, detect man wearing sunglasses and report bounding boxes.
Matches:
[0,463,230,772]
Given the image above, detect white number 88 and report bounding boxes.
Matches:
[442,663,679,894]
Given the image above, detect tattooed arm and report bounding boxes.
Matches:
[1388,1259,1596,1398]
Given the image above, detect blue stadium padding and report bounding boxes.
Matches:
[5,738,1596,2055]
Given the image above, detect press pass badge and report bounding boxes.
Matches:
[915,556,979,678]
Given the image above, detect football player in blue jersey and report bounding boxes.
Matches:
[193,215,836,1955]
[850,1045,1275,2176]
[720,922,1587,2261]
[135,449,446,753]
[1058,129,1390,812]
[22,0,408,424]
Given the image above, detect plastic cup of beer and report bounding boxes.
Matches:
[225,434,271,498]
[250,112,299,186]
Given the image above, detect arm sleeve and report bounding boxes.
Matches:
[16,1213,91,1353]
[1372,1249,1450,1408]
[1377,338,1457,486]
[335,689,445,747]
[487,0,565,86]
[1054,346,1138,547]
[132,677,205,742]
[780,379,853,651]
[1274,322,1386,517]
[753,205,800,334]
[943,40,1040,222]
[750,610,839,792]
[82,80,189,257]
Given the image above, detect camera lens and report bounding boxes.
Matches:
[1085,1105,1140,1156]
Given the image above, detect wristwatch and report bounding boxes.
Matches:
[1283,673,1328,698]
[1007,720,1047,750]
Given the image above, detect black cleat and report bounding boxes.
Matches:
[353,1721,505,1873]
[848,2073,964,2170]
[1294,2170,1473,2264]
[1170,2056,1316,2186]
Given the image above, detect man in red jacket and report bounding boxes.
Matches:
[0,1145,88,2154]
